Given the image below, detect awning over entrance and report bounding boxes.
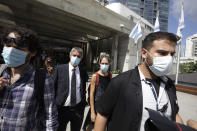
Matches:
[0,0,131,45]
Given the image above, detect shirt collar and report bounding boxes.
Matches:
[138,66,149,83]
[138,66,168,84]
[69,62,79,71]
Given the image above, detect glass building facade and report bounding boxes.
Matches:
[109,0,169,31]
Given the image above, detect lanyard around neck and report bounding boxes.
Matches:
[145,80,165,111]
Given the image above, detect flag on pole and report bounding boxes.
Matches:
[129,21,142,44]
[175,2,185,85]
[154,12,160,32]
[176,2,184,38]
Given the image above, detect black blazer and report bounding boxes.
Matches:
[96,67,179,131]
[54,64,88,106]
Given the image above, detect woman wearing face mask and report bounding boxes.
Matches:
[83,53,112,131]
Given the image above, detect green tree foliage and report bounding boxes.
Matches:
[180,61,197,74]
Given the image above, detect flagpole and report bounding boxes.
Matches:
[175,2,184,85]
[154,11,160,32]
[175,41,181,84]
[136,42,139,65]
[129,20,142,66]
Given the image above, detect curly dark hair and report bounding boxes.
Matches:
[1,25,39,53]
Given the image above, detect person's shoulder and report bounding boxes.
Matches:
[113,69,135,80]
[164,76,174,85]
[92,73,97,78]
[167,77,174,83]
[56,64,68,69]
[79,65,87,71]
[163,76,176,91]
[109,69,135,87]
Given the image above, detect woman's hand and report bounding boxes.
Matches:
[0,77,8,91]
[91,112,96,122]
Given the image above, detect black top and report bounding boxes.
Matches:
[96,67,179,131]
[146,78,162,96]
[94,74,111,105]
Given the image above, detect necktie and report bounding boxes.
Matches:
[71,68,76,106]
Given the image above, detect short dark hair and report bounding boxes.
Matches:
[1,25,39,53]
[142,32,180,50]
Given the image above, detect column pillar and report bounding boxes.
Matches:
[112,35,119,71]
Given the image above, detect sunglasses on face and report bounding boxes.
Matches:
[2,36,28,47]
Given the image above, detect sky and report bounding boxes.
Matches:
[168,0,197,56]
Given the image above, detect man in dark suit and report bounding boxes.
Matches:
[54,47,88,131]
[94,32,183,131]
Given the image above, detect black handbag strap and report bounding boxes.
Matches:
[34,68,46,114]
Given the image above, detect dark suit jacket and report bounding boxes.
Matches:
[96,67,179,131]
[54,64,88,106]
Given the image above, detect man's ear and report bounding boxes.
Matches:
[69,54,72,60]
[141,48,148,59]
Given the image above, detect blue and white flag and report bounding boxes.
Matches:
[154,13,160,32]
[129,21,142,44]
[177,2,184,38]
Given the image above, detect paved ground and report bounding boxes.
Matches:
[66,106,90,131]
[66,82,90,131]
[177,91,197,124]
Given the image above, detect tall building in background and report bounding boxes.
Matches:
[109,0,169,31]
[185,34,197,57]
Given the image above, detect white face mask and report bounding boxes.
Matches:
[147,56,173,76]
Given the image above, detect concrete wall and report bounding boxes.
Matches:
[0,0,154,71]
[116,27,152,72]
[36,0,131,35]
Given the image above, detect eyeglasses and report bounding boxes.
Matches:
[2,36,28,47]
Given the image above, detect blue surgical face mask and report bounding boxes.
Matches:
[1,47,27,67]
[100,64,109,72]
[70,56,81,66]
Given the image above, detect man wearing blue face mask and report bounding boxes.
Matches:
[94,32,184,131]
[54,47,88,131]
[0,26,58,131]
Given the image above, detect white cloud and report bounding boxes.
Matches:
[171,0,197,22]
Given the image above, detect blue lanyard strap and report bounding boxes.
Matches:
[143,79,160,111]
[149,85,159,111]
